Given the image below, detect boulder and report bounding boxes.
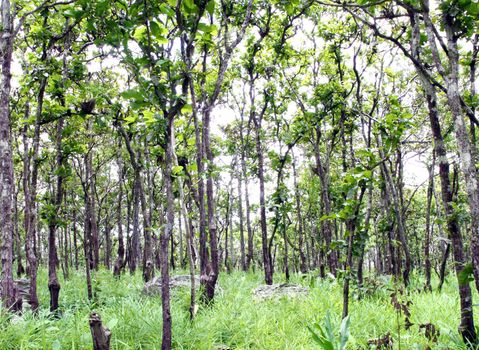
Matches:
[0,278,30,300]
[253,283,308,300]
[143,275,200,296]
[0,278,30,311]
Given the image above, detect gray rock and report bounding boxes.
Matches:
[253,283,308,300]
[143,275,200,296]
[0,278,30,299]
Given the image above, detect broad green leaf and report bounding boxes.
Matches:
[206,0,215,15]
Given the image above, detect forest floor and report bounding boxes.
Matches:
[0,269,474,349]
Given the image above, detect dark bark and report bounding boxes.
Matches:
[313,129,336,275]
[113,151,125,277]
[89,313,111,350]
[130,174,140,274]
[13,183,24,277]
[237,169,247,271]
[410,10,476,341]
[253,106,273,285]
[292,151,307,273]
[424,155,435,292]
[47,114,63,313]
[159,115,175,350]
[73,207,78,270]
[239,115,254,270]
[117,126,152,281]
[377,134,411,285]
[22,122,39,310]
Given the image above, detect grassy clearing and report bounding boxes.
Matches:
[0,269,476,349]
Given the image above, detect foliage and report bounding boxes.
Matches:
[308,313,350,350]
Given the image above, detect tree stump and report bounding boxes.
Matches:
[89,313,111,350]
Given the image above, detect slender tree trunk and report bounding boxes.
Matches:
[48,115,64,313]
[73,207,78,270]
[0,0,16,311]
[292,151,307,273]
[410,11,476,340]
[201,106,220,300]
[84,192,93,300]
[105,213,111,270]
[13,182,24,277]
[114,152,125,277]
[424,155,435,291]
[253,109,273,285]
[282,208,289,282]
[241,138,254,270]
[358,183,373,292]
[160,115,175,350]
[313,129,337,275]
[22,123,39,310]
[421,2,479,302]
[237,171,246,271]
[173,132,196,319]
[178,206,184,269]
[377,134,411,285]
[130,175,141,274]
[224,192,231,273]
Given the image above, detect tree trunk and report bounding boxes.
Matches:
[48,115,63,313]
[131,175,141,274]
[0,0,16,311]
[377,134,411,285]
[73,206,79,271]
[410,11,476,340]
[22,122,39,310]
[113,151,125,277]
[253,107,273,285]
[201,105,220,300]
[424,154,435,291]
[84,200,93,300]
[13,183,24,277]
[160,115,175,350]
[89,313,111,350]
[292,150,307,273]
[237,171,246,271]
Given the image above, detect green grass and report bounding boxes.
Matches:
[0,268,476,349]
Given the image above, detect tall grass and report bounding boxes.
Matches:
[0,268,476,349]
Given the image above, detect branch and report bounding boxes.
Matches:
[14,0,75,37]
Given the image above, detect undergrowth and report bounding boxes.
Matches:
[0,269,476,349]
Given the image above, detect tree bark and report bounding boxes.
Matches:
[113,147,125,277]
[292,150,307,273]
[0,0,16,311]
[89,313,111,350]
[253,107,273,285]
[410,10,476,341]
[424,154,435,292]
[237,169,247,271]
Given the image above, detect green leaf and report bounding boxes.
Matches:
[181,104,193,114]
[150,21,162,37]
[173,165,184,176]
[339,316,350,350]
[459,263,474,286]
[143,110,156,126]
[121,89,143,100]
[133,25,147,42]
[183,0,199,13]
[206,0,215,15]
[124,115,137,124]
[198,23,218,35]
